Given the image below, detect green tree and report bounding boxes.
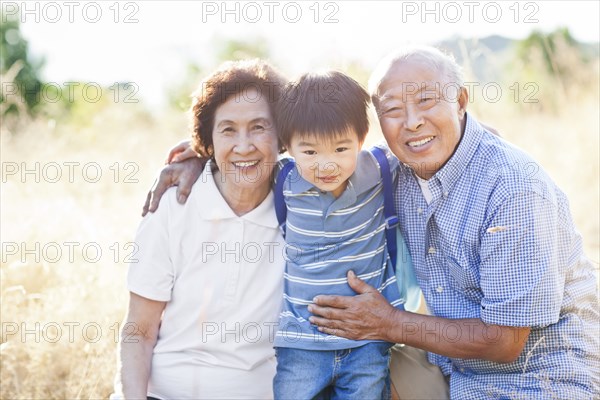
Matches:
[216,37,270,62]
[511,27,596,111]
[515,28,590,94]
[168,37,272,111]
[0,11,44,117]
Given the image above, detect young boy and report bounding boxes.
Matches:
[273,71,404,399]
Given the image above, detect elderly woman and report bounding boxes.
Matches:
[115,60,287,399]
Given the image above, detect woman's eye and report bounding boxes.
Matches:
[252,124,265,131]
[221,127,234,134]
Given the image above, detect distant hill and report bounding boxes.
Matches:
[435,35,518,83]
[435,35,599,83]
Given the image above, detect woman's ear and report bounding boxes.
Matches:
[278,140,287,154]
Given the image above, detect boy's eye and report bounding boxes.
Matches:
[335,147,349,152]
[302,150,316,155]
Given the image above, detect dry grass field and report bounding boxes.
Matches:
[1,65,598,398]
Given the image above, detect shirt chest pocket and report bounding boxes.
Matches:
[445,252,481,300]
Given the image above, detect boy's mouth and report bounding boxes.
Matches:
[318,175,340,184]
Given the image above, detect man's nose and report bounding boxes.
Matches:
[404,104,424,131]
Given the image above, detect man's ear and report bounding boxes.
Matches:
[457,86,469,118]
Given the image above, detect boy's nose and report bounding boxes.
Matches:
[316,162,339,176]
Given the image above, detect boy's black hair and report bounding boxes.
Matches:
[275,71,370,148]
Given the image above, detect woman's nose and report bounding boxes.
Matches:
[233,134,256,154]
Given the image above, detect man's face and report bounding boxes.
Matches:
[374,59,468,180]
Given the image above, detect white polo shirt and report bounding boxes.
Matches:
[127,162,285,399]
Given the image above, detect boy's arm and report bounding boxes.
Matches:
[165,140,198,164]
[142,140,206,216]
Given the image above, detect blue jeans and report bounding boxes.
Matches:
[274,342,392,400]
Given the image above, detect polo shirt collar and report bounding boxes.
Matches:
[197,160,279,229]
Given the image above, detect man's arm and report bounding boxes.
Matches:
[116,293,166,399]
[308,271,530,364]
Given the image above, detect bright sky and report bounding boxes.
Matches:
[11,0,600,106]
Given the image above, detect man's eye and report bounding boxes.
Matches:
[420,95,439,106]
[383,107,402,115]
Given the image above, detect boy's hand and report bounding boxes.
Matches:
[142,157,206,216]
[165,140,196,164]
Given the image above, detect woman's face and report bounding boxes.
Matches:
[212,88,279,193]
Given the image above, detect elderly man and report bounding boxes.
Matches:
[306,46,599,398]
[144,46,598,398]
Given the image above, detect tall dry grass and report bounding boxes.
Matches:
[1,56,598,399]
[1,104,189,399]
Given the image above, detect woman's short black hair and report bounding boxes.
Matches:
[191,59,287,157]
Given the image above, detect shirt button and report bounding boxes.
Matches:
[443,192,449,198]
[417,207,423,214]
[428,247,436,254]
[436,286,444,293]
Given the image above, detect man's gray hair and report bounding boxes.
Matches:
[368,45,465,100]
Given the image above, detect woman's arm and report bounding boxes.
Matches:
[117,292,166,399]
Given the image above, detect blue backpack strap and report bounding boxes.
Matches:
[370,147,398,272]
[274,160,296,238]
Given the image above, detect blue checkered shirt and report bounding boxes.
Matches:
[395,114,599,398]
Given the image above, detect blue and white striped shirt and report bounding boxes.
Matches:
[396,114,599,398]
[274,147,405,350]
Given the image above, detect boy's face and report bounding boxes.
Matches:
[287,130,364,198]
